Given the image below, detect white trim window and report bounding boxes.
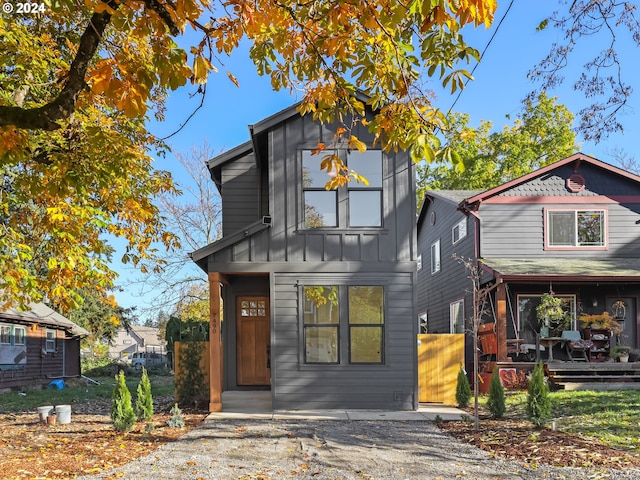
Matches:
[450,300,465,334]
[546,209,606,248]
[452,218,467,244]
[430,239,441,274]
[13,326,26,346]
[45,329,56,352]
[0,324,11,344]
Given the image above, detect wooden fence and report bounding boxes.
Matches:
[418,334,465,405]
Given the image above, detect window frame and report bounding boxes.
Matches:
[299,148,384,231]
[452,218,467,245]
[348,286,385,364]
[544,208,607,250]
[430,239,441,274]
[13,325,26,346]
[450,299,465,334]
[45,329,56,352]
[300,284,386,367]
[302,286,340,364]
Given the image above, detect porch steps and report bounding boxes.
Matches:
[544,362,640,391]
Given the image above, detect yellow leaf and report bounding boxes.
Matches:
[227,71,239,87]
[348,135,367,153]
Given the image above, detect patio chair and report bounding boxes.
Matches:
[561,330,593,362]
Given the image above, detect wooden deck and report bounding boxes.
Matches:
[492,361,640,391]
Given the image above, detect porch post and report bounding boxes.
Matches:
[496,282,508,362]
[208,272,223,412]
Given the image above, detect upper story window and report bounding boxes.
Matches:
[452,218,467,244]
[301,150,382,229]
[431,239,441,274]
[546,209,606,249]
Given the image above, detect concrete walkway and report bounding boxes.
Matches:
[205,391,471,422]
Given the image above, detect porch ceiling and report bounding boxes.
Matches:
[481,257,640,283]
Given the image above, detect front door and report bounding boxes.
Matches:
[237,297,271,385]
[606,297,637,348]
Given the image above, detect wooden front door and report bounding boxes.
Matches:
[237,297,271,385]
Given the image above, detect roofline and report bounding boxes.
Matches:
[417,191,469,230]
[0,312,87,336]
[462,153,640,208]
[479,262,640,284]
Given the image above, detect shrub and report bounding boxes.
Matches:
[526,362,551,427]
[111,370,137,432]
[166,403,185,429]
[455,366,472,408]
[486,370,506,418]
[135,367,154,421]
[175,338,208,407]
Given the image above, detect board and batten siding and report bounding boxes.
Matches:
[220,152,260,236]
[417,198,476,336]
[271,272,416,410]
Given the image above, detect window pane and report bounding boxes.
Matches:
[348,286,384,324]
[14,327,26,346]
[548,211,575,246]
[431,240,440,273]
[302,151,332,187]
[0,325,10,344]
[305,326,338,363]
[451,301,464,333]
[303,286,339,324]
[578,211,604,246]
[304,191,337,227]
[350,326,382,363]
[347,150,382,187]
[349,191,381,227]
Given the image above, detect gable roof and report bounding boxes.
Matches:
[461,153,640,209]
[1,302,89,337]
[417,189,484,230]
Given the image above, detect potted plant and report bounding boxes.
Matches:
[610,345,631,363]
[536,293,570,337]
[579,311,622,335]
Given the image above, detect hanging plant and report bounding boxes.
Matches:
[536,293,570,336]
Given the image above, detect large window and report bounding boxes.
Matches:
[0,324,26,345]
[301,150,382,228]
[450,300,465,334]
[546,209,606,248]
[517,294,576,344]
[302,285,385,365]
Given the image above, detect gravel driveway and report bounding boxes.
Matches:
[78,418,640,480]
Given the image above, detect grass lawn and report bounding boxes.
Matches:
[490,389,640,450]
[0,373,175,413]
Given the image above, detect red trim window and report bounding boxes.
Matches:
[544,208,607,250]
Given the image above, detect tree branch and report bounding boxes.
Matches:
[0,1,119,131]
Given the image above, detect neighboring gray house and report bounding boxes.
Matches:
[191,101,418,411]
[109,326,166,365]
[417,153,640,366]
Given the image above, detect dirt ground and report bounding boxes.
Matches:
[2,401,640,479]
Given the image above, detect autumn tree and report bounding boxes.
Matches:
[417,92,578,198]
[1,1,497,310]
[531,1,640,142]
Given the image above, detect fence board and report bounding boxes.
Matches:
[418,334,465,405]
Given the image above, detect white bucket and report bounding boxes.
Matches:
[38,405,54,424]
[55,405,72,424]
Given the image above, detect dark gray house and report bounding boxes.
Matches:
[417,153,640,365]
[192,101,418,411]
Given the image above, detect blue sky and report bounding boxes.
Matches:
[113,1,640,318]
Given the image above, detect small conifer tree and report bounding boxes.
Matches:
[486,370,506,418]
[455,365,472,408]
[526,361,551,426]
[135,367,154,421]
[175,335,208,407]
[111,370,137,432]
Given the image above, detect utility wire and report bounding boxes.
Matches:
[446,0,517,116]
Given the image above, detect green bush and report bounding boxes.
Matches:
[111,370,137,432]
[526,362,551,426]
[455,366,472,408]
[175,338,208,407]
[166,403,185,429]
[486,370,506,418]
[135,367,154,421]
